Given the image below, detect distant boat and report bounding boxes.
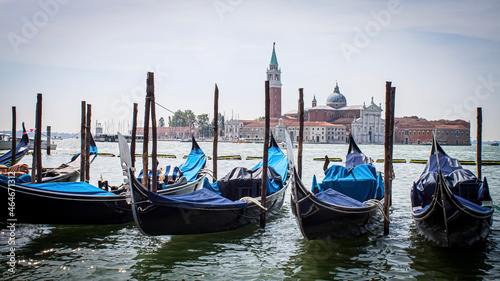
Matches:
[0,133,12,150]
[491,142,499,146]
[94,134,143,143]
[29,140,57,150]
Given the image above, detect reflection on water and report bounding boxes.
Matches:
[1,140,499,279]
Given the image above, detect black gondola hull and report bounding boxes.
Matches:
[291,170,381,240]
[412,188,493,247]
[0,183,131,224]
[129,172,287,236]
[0,176,203,225]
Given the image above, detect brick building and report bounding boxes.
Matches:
[394,117,470,145]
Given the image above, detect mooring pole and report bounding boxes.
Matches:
[148,72,158,193]
[383,82,395,235]
[131,103,138,168]
[85,104,92,183]
[477,107,482,180]
[11,106,16,166]
[80,101,86,182]
[260,80,270,228]
[298,88,304,178]
[46,125,51,155]
[142,77,151,188]
[35,93,43,183]
[213,83,219,183]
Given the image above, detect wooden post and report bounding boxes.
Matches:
[131,103,138,168]
[46,126,51,155]
[11,106,16,166]
[80,101,86,182]
[260,80,270,228]
[383,82,395,235]
[35,93,43,183]
[213,83,219,182]
[142,77,151,188]
[85,104,92,183]
[477,107,482,180]
[148,72,158,193]
[298,88,304,178]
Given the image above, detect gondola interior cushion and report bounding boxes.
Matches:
[179,148,207,182]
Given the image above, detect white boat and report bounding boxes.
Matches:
[29,139,57,150]
[0,133,12,150]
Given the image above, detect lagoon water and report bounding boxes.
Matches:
[1,139,499,280]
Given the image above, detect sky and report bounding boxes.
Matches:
[1,0,499,140]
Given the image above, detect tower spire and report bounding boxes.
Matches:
[270,42,278,66]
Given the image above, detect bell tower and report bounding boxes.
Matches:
[266,42,282,118]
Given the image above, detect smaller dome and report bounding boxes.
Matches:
[326,82,347,107]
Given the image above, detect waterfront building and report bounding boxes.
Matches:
[394,117,470,145]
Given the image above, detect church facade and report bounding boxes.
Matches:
[225,43,384,144]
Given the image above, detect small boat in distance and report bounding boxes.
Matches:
[491,142,499,146]
[410,137,494,247]
[0,133,12,150]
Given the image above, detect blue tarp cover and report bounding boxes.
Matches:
[252,146,289,184]
[411,153,491,208]
[148,188,247,209]
[179,148,207,182]
[315,188,367,207]
[314,164,384,202]
[0,175,114,195]
[455,195,492,213]
[0,174,31,184]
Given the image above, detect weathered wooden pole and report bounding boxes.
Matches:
[46,125,51,155]
[213,83,219,182]
[298,88,304,178]
[35,93,43,183]
[142,77,151,188]
[260,80,270,228]
[148,72,158,193]
[383,82,395,235]
[11,106,16,166]
[477,107,482,180]
[80,101,87,182]
[85,104,92,183]
[131,103,138,168]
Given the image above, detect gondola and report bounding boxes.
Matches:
[410,137,494,247]
[39,134,99,183]
[290,134,385,240]
[0,136,208,225]
[0,123,29,166]
[118,133,290,236]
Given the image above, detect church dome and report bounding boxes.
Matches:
[326,82,347,108]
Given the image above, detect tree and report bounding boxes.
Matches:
[169,110,197,127]
[196,114,210,138]
[255,116,265,121]
[158,117,165,127]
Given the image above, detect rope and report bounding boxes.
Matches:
[363,199,389,221]
[239,197,267,211]
[481,204,500,211]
